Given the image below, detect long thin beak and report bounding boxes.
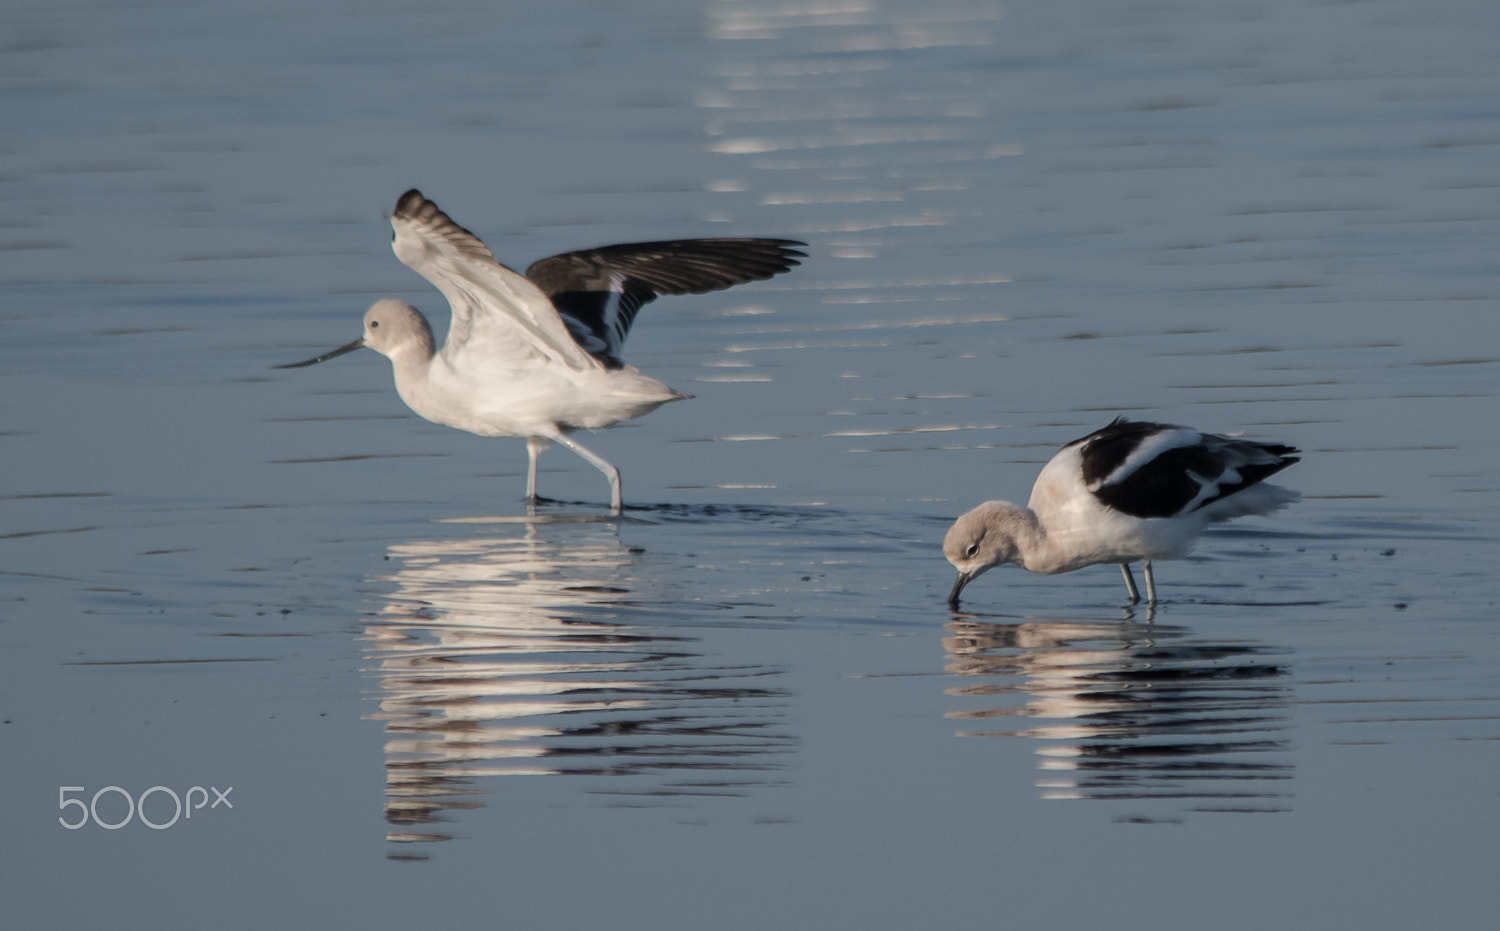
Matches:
[947,571,971,607]
[274,338,365,369]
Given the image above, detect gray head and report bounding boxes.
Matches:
[275,299,435,369]
[943,500,1028,607]
[359,299,435,360]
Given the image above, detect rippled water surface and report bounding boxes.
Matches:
[4,0,1500,928]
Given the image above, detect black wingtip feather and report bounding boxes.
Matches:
[394,188,425,216]
[392,189,496,264]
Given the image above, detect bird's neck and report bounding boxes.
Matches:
[385,333,439,417]
[388,322,438,376]
[1004,507,1072,575]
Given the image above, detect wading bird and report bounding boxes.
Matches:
[277,189,805,512]
[944,418,1300,607]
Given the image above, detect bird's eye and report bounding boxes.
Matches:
[370,320,380,328]
[965,543,979,559]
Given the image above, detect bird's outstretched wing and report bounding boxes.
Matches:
[525,239,806,368]
[390,189,599,372]
[1074,417,1300,519]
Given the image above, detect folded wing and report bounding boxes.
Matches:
[1075,418,1300,519]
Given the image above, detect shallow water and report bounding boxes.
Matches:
[4,0,1500,928]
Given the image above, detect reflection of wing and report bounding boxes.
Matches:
[366,517,793,852]
[526,239,806,368]
[944,619,1292,809]
[390,189,599,372]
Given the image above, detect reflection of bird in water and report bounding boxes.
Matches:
[364,515,793,853]
[943,617,1292,813]
[277,189,805,512]
[945,418,1300,606]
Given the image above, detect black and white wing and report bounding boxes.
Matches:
[390,190,599,372]
[525,238,806,368]
[1071,418,1300,519]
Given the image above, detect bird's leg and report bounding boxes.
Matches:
[552,434,622,513]
[525,437,550,504]
[1143,560,1158,605]
[1119,563,1141,605]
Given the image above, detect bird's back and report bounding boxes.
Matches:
[1027,419,1301,565]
